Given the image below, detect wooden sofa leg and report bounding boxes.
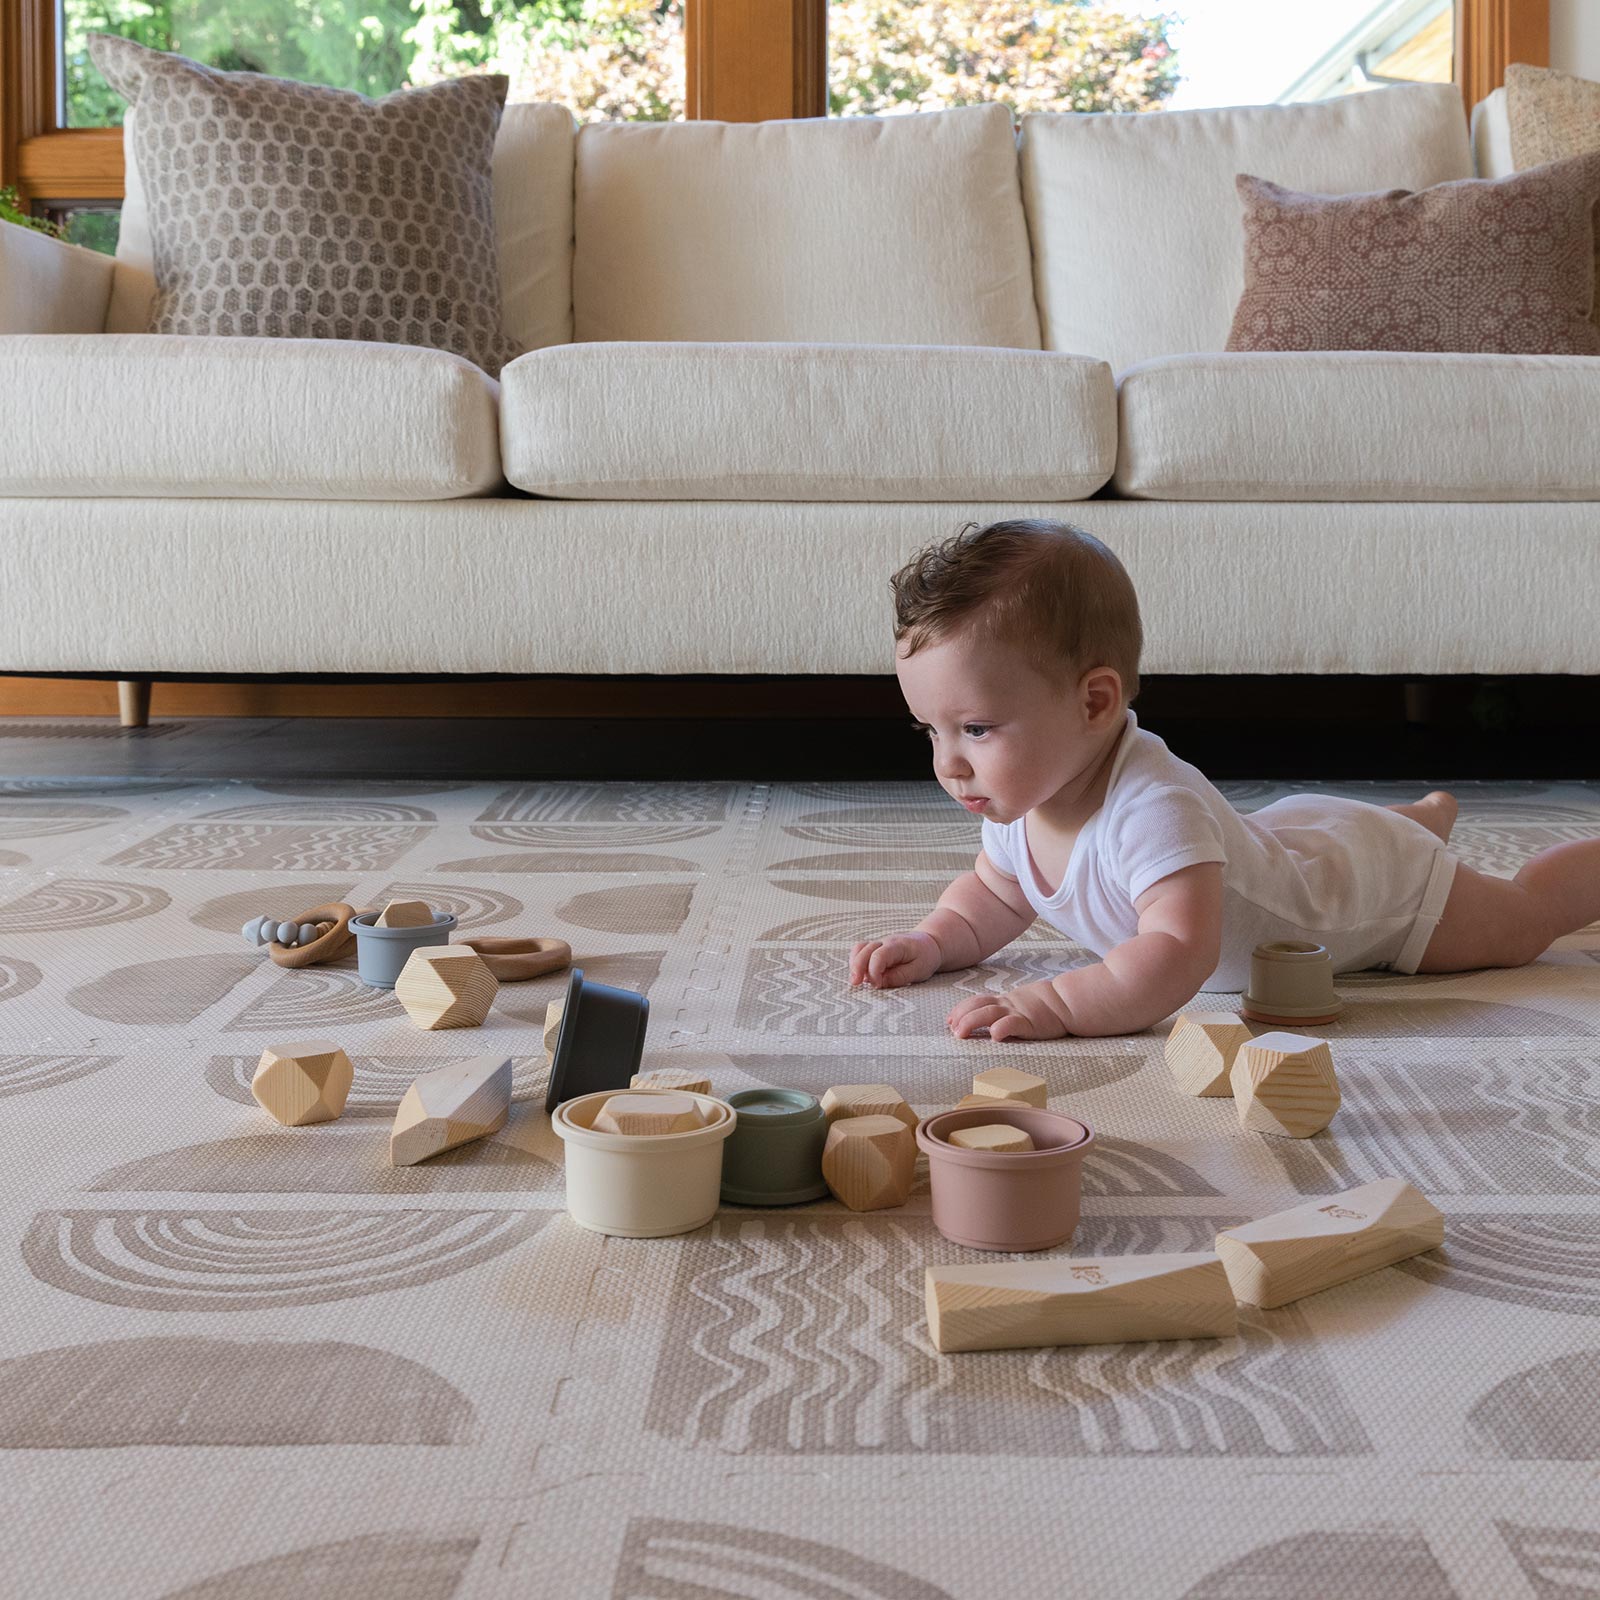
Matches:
[117,679,152,728]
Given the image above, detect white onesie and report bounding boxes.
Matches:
[980,711,1458,991]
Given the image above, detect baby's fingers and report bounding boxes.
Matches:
[950,1003,1008,1039]
[989,1013,1041,1042]
[848,940,880,986]
[946,993,997,1026]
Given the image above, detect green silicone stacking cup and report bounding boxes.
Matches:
[720,1088,830,1206]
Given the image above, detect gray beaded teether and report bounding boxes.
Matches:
[242,915,333,950]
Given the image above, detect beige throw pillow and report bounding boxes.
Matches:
[88,34,518,375]
[1225,155,1600,356]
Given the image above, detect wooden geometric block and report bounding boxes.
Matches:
[251,1040,354,1127]
[820,1083,919,1133]
[592,1091,705,1137]
[1164,1010,1252,1097]
[1215,1178,1445,1308]
[390,1054,513,1167]
[821,1115,916,1211]
[630,1067,712,1096]
[1231,1030,1340,1138]
[956,1092,1026,1109]
[395,946,499,1030]
[970,1067,1047,1108]
[946,1123,1033,1154]
[925,1253,1238,1353]
[376,898,434,929]
[542,997,565,1063]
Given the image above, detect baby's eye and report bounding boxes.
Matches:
[963,724,992,738]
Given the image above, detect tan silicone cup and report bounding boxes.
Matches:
[1244,941,1341,1020]
[553,1088,736,1238]
[916,1106,1094,1252]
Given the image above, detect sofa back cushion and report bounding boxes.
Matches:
[572,104,1041,348]
[1020,84,1473,373]
[108,99,577,354]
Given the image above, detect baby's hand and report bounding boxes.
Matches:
[947,977,1073,1041]
[849,931,941,990]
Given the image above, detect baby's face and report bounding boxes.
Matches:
[896,629,1108,825]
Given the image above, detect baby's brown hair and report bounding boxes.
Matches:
[890,519,1143,699]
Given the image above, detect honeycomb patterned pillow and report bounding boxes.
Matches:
[88,33,519,376]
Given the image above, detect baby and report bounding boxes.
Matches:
[849,518,1600,1040]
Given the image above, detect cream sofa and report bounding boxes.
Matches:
[2,83,1595,690]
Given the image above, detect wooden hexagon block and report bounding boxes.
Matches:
[926,1253,1238,1353]
[592,1091,706,1137]
[396,946,499,1031]
[390,1054,513,1167]
[946,1123,1034,1154]
[630,1067,712,1096]
[376,898,434,929]
[252,1040,354,1127]
[1164,1010,1252,1097]
[820,1083,918,1133]
[542,997,565,1063]
[821,1115,916,1211]
[956,1092,1025,1109]
[971,1066,1047,1108]
[1215,1178,1444,1308]
[1231,1030,1340,1138]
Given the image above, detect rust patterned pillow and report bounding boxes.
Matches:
[1225,155,1600,356]
[88,34,518,375]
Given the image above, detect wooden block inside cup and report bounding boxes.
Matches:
[376,898,434,929]
[592,1091,705,1137]
[947,1123,1033,1154]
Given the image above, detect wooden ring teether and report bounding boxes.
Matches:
[457,936,572,982]
[267,902,367,969]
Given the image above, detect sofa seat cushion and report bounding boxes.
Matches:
[1115,351,1600,502]
[0,335,502,500]
[501,343,1113,501]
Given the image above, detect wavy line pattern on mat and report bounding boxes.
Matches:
[197,801,438,822]
[106,823,428,872]
[23,1209,549,1311]
[752,909,1080,947]
[736,949,922,1035]
[163,1532,479,1600]
[205,1054,549,1117]
[1394,1215,1600,1315]
[433,850,701,875]
[770,850,979,874]
[0,878,171,933]
[780,819,978,848]
[477,783,733,822]
[0,1053,121,1099]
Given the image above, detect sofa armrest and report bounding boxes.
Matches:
[0,219,115,334]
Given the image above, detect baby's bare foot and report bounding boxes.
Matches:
[1388,790,1458,844]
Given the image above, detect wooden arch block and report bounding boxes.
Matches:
[396,946,499,1031]
[820,1083,918,1133]
[592,1092,706,1137]
[390,1054,513,1167]
[1164,1010,1252,1097]
[631,1067,713,1096]
[971,1066,1047,1108]
[251,1040,354,1127]
[1215,1178,1444,1308]
[1231,1031,1340,1138]
[376,898,434,929]
[926,1253,1238,1353]
[821,1115,916,1211]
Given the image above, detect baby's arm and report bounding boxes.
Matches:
[947,862,1223,1038]
[850,852,1035,988]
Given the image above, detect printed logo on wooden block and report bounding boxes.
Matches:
[970,1066,1047,1108]
[819,1083,918,1133]
[1230,1030,1340,1138]
[390,1054,513,1167]
[375,898,434,929]
[1164,1010,1252,1097]
[821,1115,916,1211]
[251,1040,354,1127]
[592,1091,706,1137]
[395,946,499,1031]
[630,1067,712,1096]
[1215,1177,1444,1308]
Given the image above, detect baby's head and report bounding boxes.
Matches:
[889,519,1142,823]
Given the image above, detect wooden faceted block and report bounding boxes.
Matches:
[956,1092,1026,1109]
[1231,1030,1340,1138]
[1215,1178,1445,1309]
[821,1115,916,1211]
[251,1040,354,1127]
[390,1054,513,1167]
[947,1123,1034,1154]
[543,997,565,1063]
[396,946,499,1031]
[820,1083,919,1133]
[971,1067,1047,1108]
[926,1253,1237,1354]
[592,1091,705,1137]
[1164,1010,1252,1097]
[376,898,434,929]
[631,1067,713,1096]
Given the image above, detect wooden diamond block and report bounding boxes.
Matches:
[1164,1010,1252,1097]
[947,1123,1033,1154]
[1231,1030,1340,1138]
[542,997,565,1064]
[630,1067,712,1095]
[592,1091,705,1137]
[821,1115,916,1211]
[252,1040,353,1127]
[376,898,434,929]
[390,1054,513,1167]
[1215,1178,1444,1308]
[396,946,499,1031]
[971,1067,1047,1108]
[956,1092,1026,1109]
[820,1083,918,1132]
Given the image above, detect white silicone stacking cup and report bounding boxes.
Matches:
[553,1088,736,1238]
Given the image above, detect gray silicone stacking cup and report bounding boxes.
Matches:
[720,1088,830,1205]
[349,910,455,988]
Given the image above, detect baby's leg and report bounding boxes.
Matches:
[1386,790,1457,844]
[1418,839,1600,971]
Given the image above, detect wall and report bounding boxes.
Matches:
[1550,0,1600,77]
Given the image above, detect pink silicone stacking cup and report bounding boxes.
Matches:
[916,1106,1095,1252]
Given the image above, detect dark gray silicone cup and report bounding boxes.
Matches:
[544,967,650,1114]
[720,1088,830,1206]
[350,910,455,988]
